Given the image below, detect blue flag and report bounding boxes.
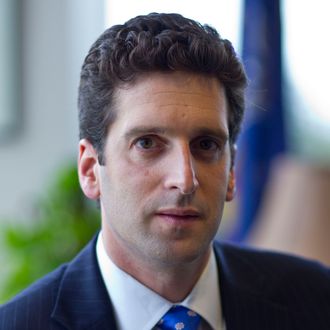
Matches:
[232,0,286,241]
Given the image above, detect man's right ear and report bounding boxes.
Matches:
[78,139,100,200]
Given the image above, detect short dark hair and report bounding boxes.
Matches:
[78,12,247,164]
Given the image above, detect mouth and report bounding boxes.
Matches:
[155,208,202,223]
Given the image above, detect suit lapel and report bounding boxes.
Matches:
[51,236,118,330]
[214,242,290,330]
[50,236,291,329]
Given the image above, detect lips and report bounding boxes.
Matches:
[155,208,201,221]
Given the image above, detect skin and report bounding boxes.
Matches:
[78,71,236,302]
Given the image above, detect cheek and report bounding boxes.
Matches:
[201,161,230,185]
[123,154,153,178]
[111,161,161,205]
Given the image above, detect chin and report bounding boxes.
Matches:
[154,239,211,266]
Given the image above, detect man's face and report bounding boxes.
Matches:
[80,72,235,269]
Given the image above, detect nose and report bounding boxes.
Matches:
[164,143,199,195]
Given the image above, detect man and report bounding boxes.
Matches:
[1,12,329,330]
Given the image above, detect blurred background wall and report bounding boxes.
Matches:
[0,0,105,221]
[233,0,330,266]
[0,0,329,297]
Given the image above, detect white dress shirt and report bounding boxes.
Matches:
[96,232,226,330]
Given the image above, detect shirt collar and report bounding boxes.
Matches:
[96,232,223,330]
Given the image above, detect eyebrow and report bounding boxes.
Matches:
[124,126,228,142]
[124,126,167,140]
[194,127,229,142]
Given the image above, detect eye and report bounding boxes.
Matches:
[191,137,219,151]
[136,137,156,149]
[133,135,165,152]
[198,138,218,151]
[190,137,223,161]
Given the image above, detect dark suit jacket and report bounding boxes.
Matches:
[1,236,330,330]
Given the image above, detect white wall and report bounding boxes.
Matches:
[0,0,105,221]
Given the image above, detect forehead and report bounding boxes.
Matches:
[112,72,229,134]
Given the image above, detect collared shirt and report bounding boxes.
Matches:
[96,232,225,330]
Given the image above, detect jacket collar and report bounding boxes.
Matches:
[214,241,290,330]
[51,236,118,330]
[50,236,290,330]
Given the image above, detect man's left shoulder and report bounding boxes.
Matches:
[213,241,330,329]
[213,240,330,289]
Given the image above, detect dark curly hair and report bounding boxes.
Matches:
[78,12,247,164]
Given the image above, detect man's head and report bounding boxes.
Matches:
[78,12,247,164]
[78,13,247,286]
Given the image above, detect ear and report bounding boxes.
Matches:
[226,167,236,201]
[226,144,236,201]
[78,139,100,200]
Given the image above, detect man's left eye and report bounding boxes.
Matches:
[198,139,218,150]
[192,138,219,151]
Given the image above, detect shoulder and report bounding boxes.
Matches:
[213,240,330,279]
[213,241,330,328]
[213,240,330,301]
[0,264,68,329]
[0,237,101,330]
